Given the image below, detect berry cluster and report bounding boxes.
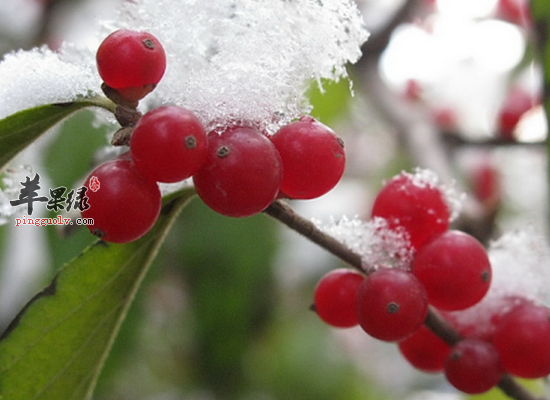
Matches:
[82,30,346,242]
[313,170,550,394]
[82,29,170,243]
[194,116,346,217]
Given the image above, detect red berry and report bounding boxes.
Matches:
[81,156,161,243]
[493,303,550,378]
[313,269,364,328]
[398,324,451,373]
[403,79,422,101]
[355,268,428,342]
[496,0,531,27]
[270,116,345,200]
[469,157,501,207]
[193,126,282,217]
[96,29,166,98]
[444,339,503,394]
[497,86,536,141]
[412,230,491,311]
[371,171,450,249]
[130,106,207,183]
[432,106,458,131]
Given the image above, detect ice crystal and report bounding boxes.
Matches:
[0,0,368,133]
[487,227,550,305]
[0,46,98,120]
[109,0,369,133]
[317,215,414,271]
[407,167,465,222]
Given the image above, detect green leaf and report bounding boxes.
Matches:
[0,97,116,170]
[0,188,196,400]
[307,77,353,125]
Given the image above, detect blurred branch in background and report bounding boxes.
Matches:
[355,0,549,243]
[531,0,550,233]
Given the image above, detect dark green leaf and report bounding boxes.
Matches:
[0,188,195,400]
[0,97,115,170]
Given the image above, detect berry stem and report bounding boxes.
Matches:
[498,374,547,400]
[86,95,118,114]
[263,199,545,400]
[424,305,462,345]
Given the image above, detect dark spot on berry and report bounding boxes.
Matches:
[92,228,106,239]
[387,302,399,314]
[482,270,490,283]
[337,136,345,148]
[143,38,156,50]
[185,135,197,149]
[217,145,231,158]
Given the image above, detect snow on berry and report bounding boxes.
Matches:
[371,168,462,250]
[315,169,463,271]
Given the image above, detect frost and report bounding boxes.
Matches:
[111,0,369,133]
[0,0,369,133]
[317,215,414,271]
[405,168,465,222]
[486,227,550,305]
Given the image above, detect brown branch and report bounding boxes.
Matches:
[264,200,362,270]
[263,199,546,400]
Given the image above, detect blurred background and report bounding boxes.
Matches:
[0,0,547,399]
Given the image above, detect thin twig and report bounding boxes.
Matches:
[264,200,362,270]
[263,199,546,400]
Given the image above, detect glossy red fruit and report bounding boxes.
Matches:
[81,156,161,243]
[493,303,550,378]
[398,324,451,373]
[96,29,166,99]
[193,126,282,217]
[444,339,503,394]
[412,230,491,311]
[355,268,428,342]
[371,171,450,249]
[313,269,365,328]
[130,106,207,183]
[270,116,345,200]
